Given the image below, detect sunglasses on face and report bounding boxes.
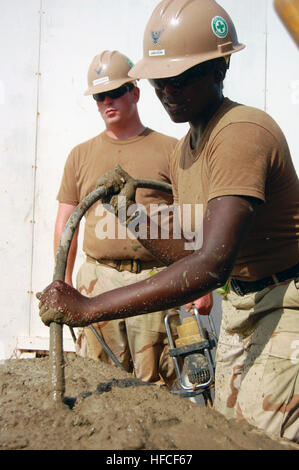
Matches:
[149,63,213,91]
[93,83,134,102]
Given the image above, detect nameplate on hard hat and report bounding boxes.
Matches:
[93,76,110,86]
[149,49,165,56]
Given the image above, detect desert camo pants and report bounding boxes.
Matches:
[75,260,177,387]
[214,278,299,443]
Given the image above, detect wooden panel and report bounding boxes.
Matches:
[0,0,41,358]
[266,1,299,172]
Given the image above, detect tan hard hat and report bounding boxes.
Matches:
[129,0,245,79]
[84,50,135,95]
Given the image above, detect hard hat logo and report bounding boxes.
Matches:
[211,16,228,39]
[95,66,103,76]
[151,29,164,45]
[126,58,134,69]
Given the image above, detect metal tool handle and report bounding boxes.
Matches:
[164,310,182,381]
[50,177,173,403]
[165,307,218,396]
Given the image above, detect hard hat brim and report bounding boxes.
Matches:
[84,77,135,96]
[129,44,245,80]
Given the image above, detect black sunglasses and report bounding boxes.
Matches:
[149,62,214,91]
[93,83,134,102]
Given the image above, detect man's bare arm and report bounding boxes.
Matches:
[38,195,258,327]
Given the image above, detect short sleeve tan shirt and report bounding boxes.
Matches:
[57,128,178,261]
[170,99,299,281]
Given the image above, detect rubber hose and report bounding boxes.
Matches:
[50,178,172,403]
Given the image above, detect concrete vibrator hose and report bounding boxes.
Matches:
[50,176,172,404]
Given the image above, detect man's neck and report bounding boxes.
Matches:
[189,94,224,149]
[105,118,146,141]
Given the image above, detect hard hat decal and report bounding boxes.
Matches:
[211,16,228,38]
[92,76,109,86]
[151,30,164,45]
[95,66,103,76]
[149,49,165,56]
[126,58,134,68]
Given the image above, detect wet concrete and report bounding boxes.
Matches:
[0,355,297,450]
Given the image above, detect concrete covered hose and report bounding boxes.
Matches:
[50,174,172,404]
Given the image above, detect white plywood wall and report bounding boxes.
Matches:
[0,0,298,359]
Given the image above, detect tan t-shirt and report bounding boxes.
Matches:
[170,98,299,281]
[57,128,178,261]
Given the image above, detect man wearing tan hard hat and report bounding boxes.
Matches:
[54,49,185,387]
[39,1,299,443]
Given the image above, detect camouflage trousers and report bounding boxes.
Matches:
[75,260,176,387]
[214,278,299,443]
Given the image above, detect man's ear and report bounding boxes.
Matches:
[214,69,225,82]
[132,86,140,103]
[214,58,228,83]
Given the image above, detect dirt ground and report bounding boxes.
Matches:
[0,354,297,451]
